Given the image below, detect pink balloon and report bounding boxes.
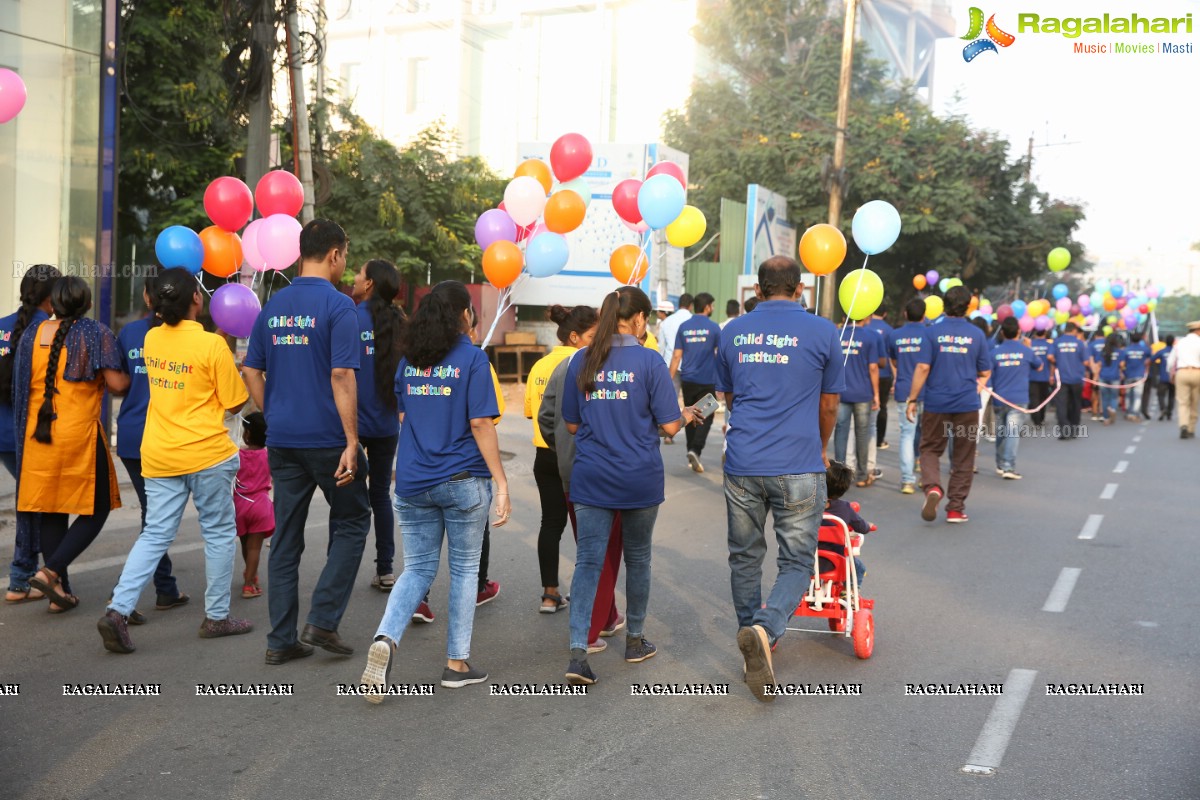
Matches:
[995,304,1013,321]
[0,68,28,124]
[979,304,993,315]
[255,170,304,218]
[621,218,650,234]
[241,218,268,271]
[1115,297,1127,310]
[1018,315,1035,333]
[646,161,686,188]
[258,214,302,271]
[1055,297,1071,313]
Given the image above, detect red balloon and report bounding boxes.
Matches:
[1139,303,1148,314]
[612,179,643,225]
[646,161,686,188]
[255,170,304,218]
[1115,297,1127,310]
[549,133,593,182]
[204,177,253,232]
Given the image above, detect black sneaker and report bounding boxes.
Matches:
[565,658,598,685]
[155,592,190,611]
[624,635,657,663]
[441,662,488,688]
[97,609,136,654]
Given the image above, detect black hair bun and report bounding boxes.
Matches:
[547,305,570,325]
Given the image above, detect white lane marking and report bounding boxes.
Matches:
[961,668,1038,776]
[1113,461,1128,473]
[1078,514,1103,540]
[1099,483,1118,500]
[1124,446,1136,455]
[71,542,206,575]
[1042,568,1082,612]
[1133,435,1143,443]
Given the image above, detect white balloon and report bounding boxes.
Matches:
[503,176,547,227]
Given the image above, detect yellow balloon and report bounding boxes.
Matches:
[665,205,706,248]
[925,295,944,319]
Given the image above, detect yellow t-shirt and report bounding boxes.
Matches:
[643,330,658,351]
[524,345,574,448]
[490,364,505,425]
[141,321,249,478]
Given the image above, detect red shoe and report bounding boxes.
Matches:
[946,510,969,524]
[921,487,943,521]
[476,580,500,607]
[412,601,435,623]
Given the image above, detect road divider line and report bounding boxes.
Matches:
[961,668,1038,776]
[1124,446,1136,455]
[1133,435,1143,443]
[1100,483,1118,500]
[1078,514,1103,540]
[1042,568,1081,612]
[1113,461,1128,473]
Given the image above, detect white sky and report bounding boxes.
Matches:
[929,0,1200,291]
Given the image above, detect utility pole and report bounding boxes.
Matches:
[285,2,316,223]
[1025,133,1034,182]
[819,0,857,320]
[245,2,276,201]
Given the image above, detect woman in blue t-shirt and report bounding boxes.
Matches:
[560,286,697,686]
[359,281,510,702]
[1098,333,1124,425]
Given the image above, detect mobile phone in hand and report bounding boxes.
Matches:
[694,393,720,419]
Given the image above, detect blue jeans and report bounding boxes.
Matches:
[994,405,1026,472]
[267,446,370,650]
[569,504,658,651]
[374,477,491,660]
[120,457,179,599]
[724,472,825,643]
[110,454,240,620]
[328,434,398,575]
[898,401,922,485]
[1100,386,1119,419]
[834,402,870,480]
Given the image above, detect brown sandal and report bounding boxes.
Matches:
[29,568,77,610]
[5,586,45,604]
[856,476,876,488]
[48,594,79,613]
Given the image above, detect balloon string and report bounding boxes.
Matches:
[630,231,651,286]
[195,274,214,298]
[839,254,871,367]
[480,273,528,349]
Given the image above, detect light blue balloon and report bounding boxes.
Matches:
[851,200,902,255]
[525,232,569,278]
[1051,283,1068,300]
[561,177,591,208]
[155,225,204,274]
[1110,283,1125,299]
[938,278,951,293]
[637,174,686,230]
[1094,279,1110,296]
[1011,299,1027,318]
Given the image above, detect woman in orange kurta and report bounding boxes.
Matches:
[17,277,129,610]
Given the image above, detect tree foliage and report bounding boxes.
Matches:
[664,0,1087,312]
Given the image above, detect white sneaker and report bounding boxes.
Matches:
[687,451,704,473]
[1002,470,1023,480]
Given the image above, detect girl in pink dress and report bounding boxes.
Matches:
[234,412,273,598]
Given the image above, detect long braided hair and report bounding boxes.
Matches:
[32,277,92,444]
[363,260,405,410]
[0,264,61,401]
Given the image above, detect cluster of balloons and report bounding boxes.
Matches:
[0,68,28,124]
[798,200,901,320]
[1081,278,1162,335]
[477,133,595,289]
[608,160,705,283]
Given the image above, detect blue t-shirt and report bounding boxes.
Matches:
[919,316,993,414]
[244,277,360,448]
[116,316,154,460]
[1088,338,1106,367]
[1154,347,1173,382]
[839,325,882,404]
[1029,338,1053,383]
[355,302,400,439]
[675,314,721,385]
[865,319,894,377]
[888,322,931,403]
[1120,342,1151,381]
[989,340,1043,407]
[1052,335,1090,385]
[1098,349,1122,383]
[562,335,680,509]
[716,301,844,476]
[0,308,48,453]
[393,335,498,497]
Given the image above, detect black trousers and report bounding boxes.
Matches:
[876,375,893,443]
[533,447,569,587]
[1158,381,1176,419]
[681,381,715,457]
[1141,374,1156,417]
[1055,382,1084,437]
[1029,381,1052,425]
[41,433,113,594]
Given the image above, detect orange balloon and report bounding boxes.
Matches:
[1102,295,1116,312]
[514,159,553,195]
[543,190,586,234]
[968,296,979,313]
[482,241,524,289]
[200,225,243,278]
[913,274,927,290]
[798,223,846,276]
[609,244,648,284]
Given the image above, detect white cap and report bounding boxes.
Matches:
[656,300,675,313]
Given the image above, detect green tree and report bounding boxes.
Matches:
[664,0,1086,314]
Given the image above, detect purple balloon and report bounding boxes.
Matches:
[475,208,518,252]
[925,269,939,286]
[210,283,261,338]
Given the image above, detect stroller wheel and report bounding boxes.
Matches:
[852,609,874,659]
[828,617,846,633]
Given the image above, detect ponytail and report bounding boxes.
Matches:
[0,264,61,400]
[578,287,651,394]
[402,280,471,369]
[364,260,405,410]
[33,277,91,444]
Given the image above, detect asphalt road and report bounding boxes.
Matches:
[1,398,1197,800]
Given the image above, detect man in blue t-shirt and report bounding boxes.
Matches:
[834,319,881,485]
[865,309,894,449]
[670,292,721,472]
[715,256,844,702]
[1152,336,1175,420]
[244,219,371,666]
[888,298,931,493]
[904,286,992,523]
[1028,328,1054,427]
[1120,332,1152,422]
[1051,322,1092,439]
[989,317,1043,479]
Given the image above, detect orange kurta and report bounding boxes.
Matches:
[17,320,121,515]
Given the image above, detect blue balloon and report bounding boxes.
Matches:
[1110,283,1125,299]
[525,232,569,278]
[155,225,204,274]
[1052,283,1068,300]
[1011,299,1027,318]
[938,278,951,293]
[637,174,686,230]
[851,200,902,255]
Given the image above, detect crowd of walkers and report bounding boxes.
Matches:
[3,222,1195,704]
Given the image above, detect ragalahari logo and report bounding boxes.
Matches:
[961,7,1016,61]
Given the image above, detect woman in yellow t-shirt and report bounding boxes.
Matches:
[99,268,251,654]
[525,305,598,613]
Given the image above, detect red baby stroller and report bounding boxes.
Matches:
[785,512,875,659]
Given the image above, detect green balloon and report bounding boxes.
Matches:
[1047,247,1071,272]
[946,277,963,288]
[1102,324,1113,335]
[839,268,884,321]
